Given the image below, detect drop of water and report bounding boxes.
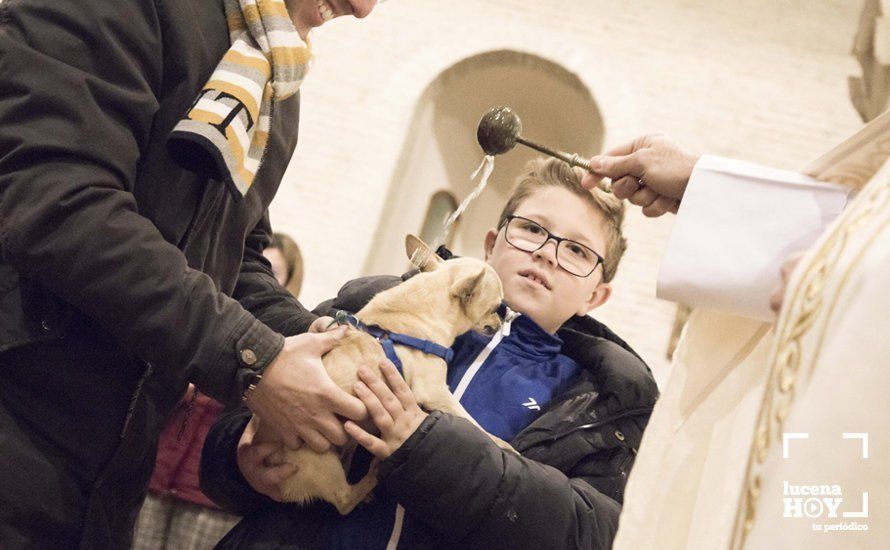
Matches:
[437,155,496,250]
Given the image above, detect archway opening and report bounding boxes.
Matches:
[364,50,604,275]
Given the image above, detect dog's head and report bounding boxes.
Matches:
[406,235,503,337]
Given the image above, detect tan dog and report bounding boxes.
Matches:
[252,235,509,515]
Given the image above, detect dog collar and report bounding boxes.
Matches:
[333,310,454,374]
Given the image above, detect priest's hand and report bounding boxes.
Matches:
[582,133,700,217]
[769,252,805,313]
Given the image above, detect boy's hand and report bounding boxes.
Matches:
[236,415,297,501]
[344,361,428,460]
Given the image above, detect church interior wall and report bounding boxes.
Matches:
[269,0,865,386]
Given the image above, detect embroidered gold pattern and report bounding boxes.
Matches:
[730,170,890,549]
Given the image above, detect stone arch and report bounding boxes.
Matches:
[363,49,605,275]
[418,190,459,250]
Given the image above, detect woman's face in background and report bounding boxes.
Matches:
[263,247,289,286]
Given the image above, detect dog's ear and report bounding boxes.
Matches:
[451,268,487,307]
[406,234,443,272]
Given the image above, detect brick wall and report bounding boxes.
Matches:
[269,0,866,386]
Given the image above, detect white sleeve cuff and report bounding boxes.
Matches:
[656,155,852,321]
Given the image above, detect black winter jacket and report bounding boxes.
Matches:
[0,1,314,547]
[202,275,659,549]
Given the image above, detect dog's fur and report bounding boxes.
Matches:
[252,236,508,515]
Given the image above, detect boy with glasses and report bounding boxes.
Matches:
[202,157,658,550]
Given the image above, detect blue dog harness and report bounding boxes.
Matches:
[332,310,454,374]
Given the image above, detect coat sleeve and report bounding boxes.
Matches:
[233,214,317,336]
[657,155,850,320]
[379,412,621,550]
[0,0,282,403]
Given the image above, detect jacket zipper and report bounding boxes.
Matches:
[452,315,514,400]
[120,361,154,439]
[615,450,637,500]
[385,316,516,548]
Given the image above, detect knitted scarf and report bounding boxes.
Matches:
[168,0,312,199]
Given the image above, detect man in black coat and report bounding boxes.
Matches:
[0,1,377,547]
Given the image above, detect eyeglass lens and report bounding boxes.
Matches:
[505,217,599,277]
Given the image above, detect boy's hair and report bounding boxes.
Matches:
[497,157,627,282]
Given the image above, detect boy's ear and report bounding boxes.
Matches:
[405,234,442,272]
[483,229,498,261]
[578,282,612,316]
[451,268,487,307]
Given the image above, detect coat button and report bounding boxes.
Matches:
[615,430,626,441]
[41,319,52,332]
[506,509,518,522]
[240,348,258,366]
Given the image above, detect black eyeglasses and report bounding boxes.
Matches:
[500,215,604,278]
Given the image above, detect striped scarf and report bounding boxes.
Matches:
[168,0,312,199]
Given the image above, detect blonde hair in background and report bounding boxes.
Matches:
[497,157,627,282]
[271,232,304,298]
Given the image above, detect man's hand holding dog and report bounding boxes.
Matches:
[245,327,367,453]
[307,315,336,334]
[344,361,428,459]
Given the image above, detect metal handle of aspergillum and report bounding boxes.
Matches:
[476,106,610,191]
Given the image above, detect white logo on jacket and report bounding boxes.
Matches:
[522,398,540,411]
